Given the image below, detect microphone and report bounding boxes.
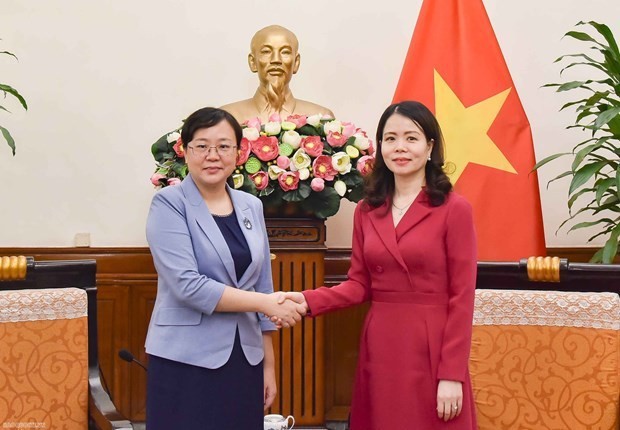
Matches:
[118,349,148,372]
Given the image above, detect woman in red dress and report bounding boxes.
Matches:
[285,101,478,429]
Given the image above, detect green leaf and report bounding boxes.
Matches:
[296,125,320,136]
[595,177,616,204]
[301,187,340,219]
[571,142,604,171]
[569,161,608,195]
[0,125,16,155]
[342,171,365,202]
[594,106,620,129]
[151,134,173,162]
[555,52,600,65]
[0,50,18,60]
[617,164,620,200]
[531,152,570,172]
[585,21,620,55]
[0,84,27,110]
[589,247,605,263]
[0,105,10,114]
[601,224,620,263]
[282,182,311,202]
[547,170,572,189]
[567,218,613,233]
[567,187,594,211]
[564,30,599,44]
[560,61,608,76]
[557,80,588,91]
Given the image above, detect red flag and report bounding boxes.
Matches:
[393,0,545,261]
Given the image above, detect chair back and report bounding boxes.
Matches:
[0,287,89,428]
[470,289,619,430]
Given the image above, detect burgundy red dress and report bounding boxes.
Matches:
[303,192,478,430]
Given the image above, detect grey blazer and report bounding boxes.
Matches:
[145,174,276,369]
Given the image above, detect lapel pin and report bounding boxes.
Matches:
[243,217,252,230]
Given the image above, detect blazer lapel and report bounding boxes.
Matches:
[228,187,261,286]
[395,191,433,240]
[368,203,408,271]
[183,175,238,285]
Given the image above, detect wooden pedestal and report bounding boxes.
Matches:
[265,217,326,426]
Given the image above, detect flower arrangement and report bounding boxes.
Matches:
[150,113,375,218]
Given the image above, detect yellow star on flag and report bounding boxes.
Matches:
[434,70,516,184]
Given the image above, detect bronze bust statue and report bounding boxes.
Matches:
[221,25,334,123]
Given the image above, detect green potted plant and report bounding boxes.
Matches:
[534,21,620,263]
[1,40,28,155]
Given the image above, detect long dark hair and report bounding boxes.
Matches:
[364,101,452,208]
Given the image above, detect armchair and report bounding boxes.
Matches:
[0,256,133,430]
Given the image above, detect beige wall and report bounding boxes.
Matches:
[1,0,618,248]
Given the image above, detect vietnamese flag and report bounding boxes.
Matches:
[393,0,546,261]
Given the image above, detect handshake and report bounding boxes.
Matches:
[264,291,309,328]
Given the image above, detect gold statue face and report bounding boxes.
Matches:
[249,26,301,89]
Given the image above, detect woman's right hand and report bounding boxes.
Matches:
[263,292,307,327]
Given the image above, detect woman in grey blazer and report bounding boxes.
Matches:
[145,107,305,429]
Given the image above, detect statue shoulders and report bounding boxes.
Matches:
[220,99,256,123]
[294,99,334,118]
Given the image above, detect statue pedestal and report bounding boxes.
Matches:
[266,217,325,425]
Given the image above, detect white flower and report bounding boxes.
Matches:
[298,168,310,180]
[281,121,297,131]
[232,174,244,189]
[167,131,180,143]
[264,121,282,136]
[292,149,311,170]
[323,120,342,135]
[306,113,323,127]
[268,165,285,180]
[332,152,352,174]
[282,130,302,149]
[242,127,260,142]
[334,180,347,197]
[346,145,360,158]
[352,133,370,150]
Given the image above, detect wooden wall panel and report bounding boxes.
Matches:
[96,282,131,416]
[129,282,157,421]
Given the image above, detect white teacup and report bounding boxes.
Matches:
[264,413,295,430]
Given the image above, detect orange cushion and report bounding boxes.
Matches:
[0,288,88,429]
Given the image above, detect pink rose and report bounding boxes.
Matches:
[244,117,262,131]
[326,131,348,148]
[237,138,252,166]
[310,177,325,192]
[250,171,269,191]
[312,155,337,181]
[278,171,300,191]
[286,114,307,128]
[268,113,281,123]
[357,155,375,176]
[167,177,182,186]
[150,173,166,186]
[300,136,324,157]
[276,155,291,169]
[173,137,185,158]
[342,122,356,139]
[251,136,279,162]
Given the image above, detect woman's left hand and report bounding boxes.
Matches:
[436,379,462,421]
[264,365,277,410]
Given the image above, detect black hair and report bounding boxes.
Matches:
[364,100,452,208]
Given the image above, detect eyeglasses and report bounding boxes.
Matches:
[187,143,237,157]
